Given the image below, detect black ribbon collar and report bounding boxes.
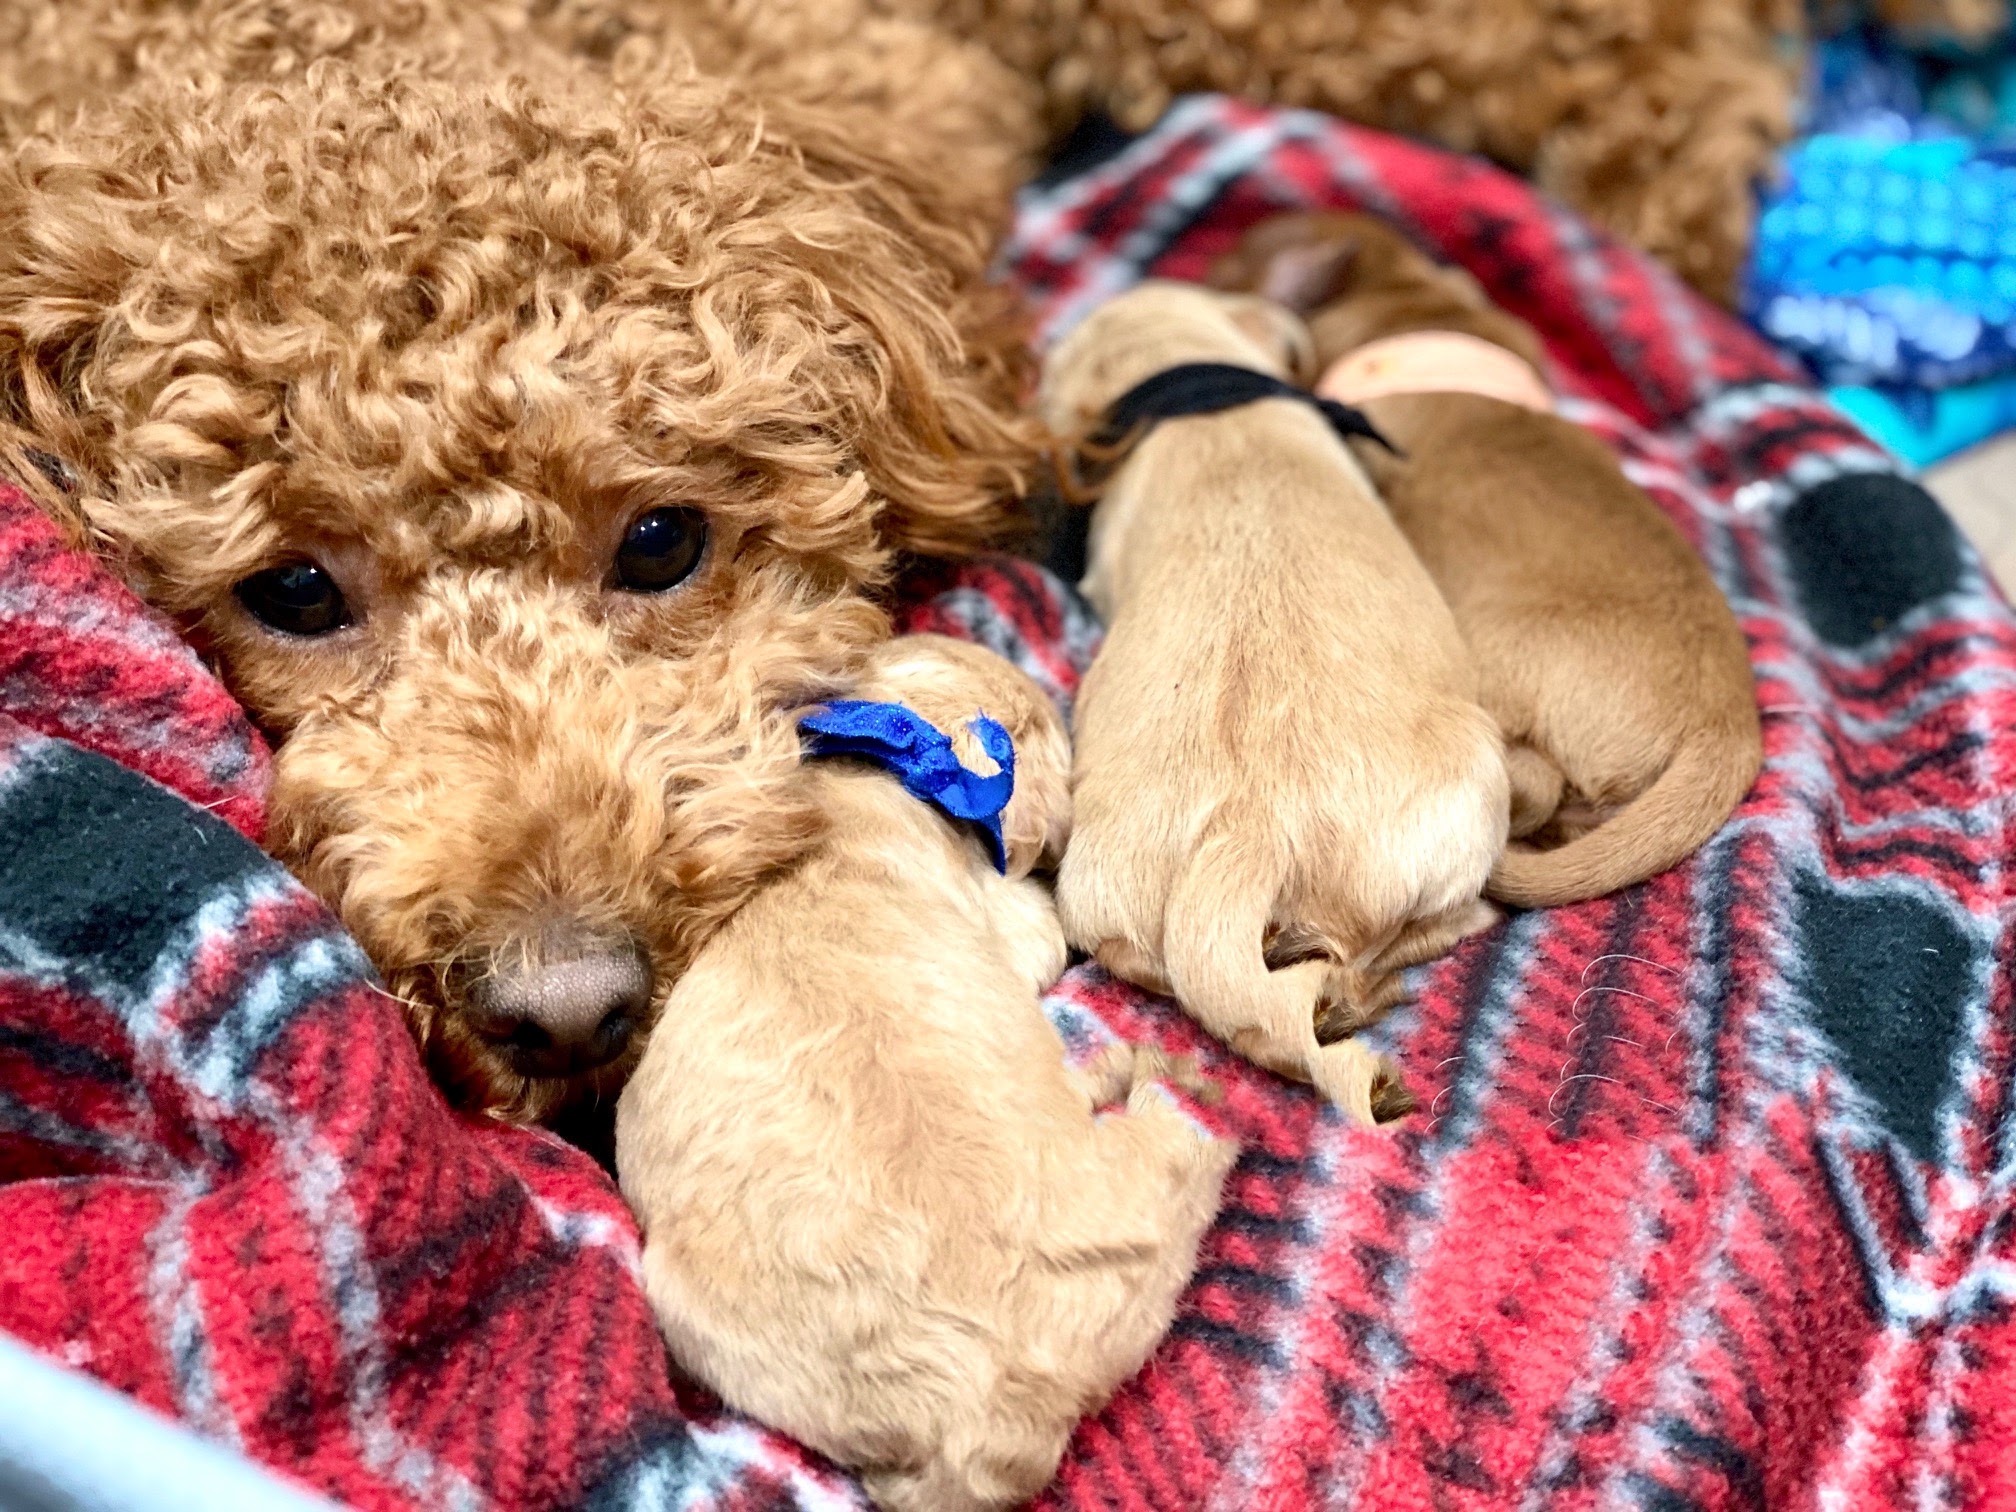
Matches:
[1089,361,1401,456]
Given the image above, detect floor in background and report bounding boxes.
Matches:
[1928,433,2016,592]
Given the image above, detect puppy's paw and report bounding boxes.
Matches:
[880,639,1064,760]
[1370,1061,1416,1124]
[1314,967,1409,1044]
[1076,1044,1224,1113]
[1309,1039,1409,1128]
[1126,1046,1221,1104]
[998,718,1072,878]
[1069,1042,1140,1108]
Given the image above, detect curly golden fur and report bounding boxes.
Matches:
[0,1,1038,218]
[0,14,1035,1121]
[0,0,1809,302]
[482,0,1806,300]
[886,0,1802,302]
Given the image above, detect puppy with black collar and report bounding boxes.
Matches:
[1215,213,1762,909]
[1041,281,1508,1123]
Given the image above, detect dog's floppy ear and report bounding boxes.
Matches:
[0,174,105,534]
[740,85,1040,563]
[0,356,109,545]
[1218,294,1318,386]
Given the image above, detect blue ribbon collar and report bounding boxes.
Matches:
[798,700,1016,873]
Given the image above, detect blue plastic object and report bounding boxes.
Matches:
[1829,374,2016,467]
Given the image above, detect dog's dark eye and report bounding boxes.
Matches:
[615,507,707,593]
[234,562,351,637]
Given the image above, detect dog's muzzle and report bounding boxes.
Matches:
[469,932,653,1079]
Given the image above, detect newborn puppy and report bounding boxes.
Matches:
[616,633,1234,1512]
[1040,282,1508,1124]
[1214,213,1762,907]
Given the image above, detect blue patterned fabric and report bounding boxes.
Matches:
[1744,19,2016,461]
[798,700,1016,872]
[1749,133,2016,390]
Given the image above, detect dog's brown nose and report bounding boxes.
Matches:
[471,939,651,1079]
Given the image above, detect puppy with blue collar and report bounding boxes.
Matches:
[615,633,1234,1512]
[1042,281,1510,1124]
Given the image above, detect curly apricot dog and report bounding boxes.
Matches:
[0,0,1812,304]
[0,25,1032,1122]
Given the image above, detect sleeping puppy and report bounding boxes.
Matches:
[615,633,1234,1512]
[1040,281,1508,1124]
[1213,212,1762,907]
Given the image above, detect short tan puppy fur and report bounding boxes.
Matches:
[1041,282,1508,1124]
[1215,213,1762,908]
[615,633,1235,1512]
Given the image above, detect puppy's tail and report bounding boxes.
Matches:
[1486,724,1760,909]
[1161,815,1322,1079]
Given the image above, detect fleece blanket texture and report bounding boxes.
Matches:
[4,95,2015,1511]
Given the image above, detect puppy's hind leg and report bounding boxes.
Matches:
[1053,786,1182,994]
[1506,742,1566,840]
[1063,1079,1239,1352]
[1044,1078,1237,1319]
[1308,1037,1407,1126]
[1159,820,1300,1047]
[875,1097,1235,1512]
[1369,898,1501,977]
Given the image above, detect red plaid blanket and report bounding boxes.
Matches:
[5,96,2015,1510]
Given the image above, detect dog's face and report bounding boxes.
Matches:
[0,63,1030,1119]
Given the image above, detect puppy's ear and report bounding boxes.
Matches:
[0,424,87,535]
[1219,294,1317,386]
[1258,238,1360,314]
[1441,263,1495,312]
[1204,241,1264,293]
